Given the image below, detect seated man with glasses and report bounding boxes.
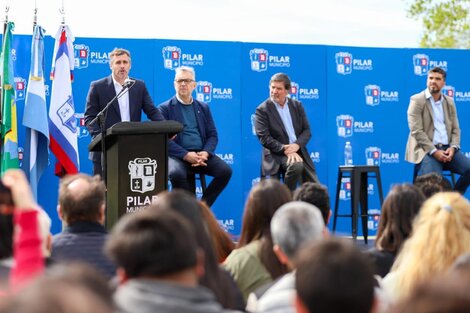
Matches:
[158,66,232,207]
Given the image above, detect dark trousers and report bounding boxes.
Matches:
[169,155,232,207]
[418,146,470,194]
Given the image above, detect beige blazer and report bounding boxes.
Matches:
[405,90,460,164]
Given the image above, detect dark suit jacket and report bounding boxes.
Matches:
[84,75,163,161]
[254,97,316,178]
[158,96,218,160]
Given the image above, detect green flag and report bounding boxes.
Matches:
[0,22,19,174]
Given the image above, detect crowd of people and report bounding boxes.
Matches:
[1,168,470,313]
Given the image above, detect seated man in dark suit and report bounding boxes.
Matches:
[158,66,232,207]
[84,48,164,177]
[254,73,318,191]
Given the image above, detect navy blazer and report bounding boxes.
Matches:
[254,97,316,177]
[158,96,218,160]
[84,75,163,161]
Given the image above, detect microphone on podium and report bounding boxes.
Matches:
[122,78,136,88]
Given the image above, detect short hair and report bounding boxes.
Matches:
[414,172,452,199]
[270,73,291,90]
[58,174,106,224]
[428,66,447,81]
[293,182,331,225]
[174,66,196,80]
[109,48,131,64]
[270,201,324,259]
[105,208,198,278]
[295,238,375,313]
[0,267,114,313]
[375,184,424,254]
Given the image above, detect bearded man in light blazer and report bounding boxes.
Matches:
[254,73,318,191]
[405,66,470,194]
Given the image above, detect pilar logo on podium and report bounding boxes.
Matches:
[128,158,157,193]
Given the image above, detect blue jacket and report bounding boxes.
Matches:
[51,221,116,279]
[158,96,218,160]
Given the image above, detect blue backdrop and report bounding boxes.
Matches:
[9,33,470,237]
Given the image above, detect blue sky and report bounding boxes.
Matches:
[5,0,422,48]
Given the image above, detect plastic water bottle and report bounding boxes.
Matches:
[344,141,353,165]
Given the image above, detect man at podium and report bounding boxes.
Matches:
[84,48,164,177]
[158,66,232,207]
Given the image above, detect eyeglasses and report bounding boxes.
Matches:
[175,79,195,84]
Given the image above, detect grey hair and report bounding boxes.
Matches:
[174,66,196,81]
[271,201,325,259]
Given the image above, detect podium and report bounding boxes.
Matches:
[89,120,183,229]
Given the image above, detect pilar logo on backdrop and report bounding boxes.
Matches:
[162,46,204,70]
[14,77,26,101]
[74,44,110,68]
[290,82,320,100]
[249,48,290,72]
[128,157,157,193]
[364,84,399,106]
[443,85,470,102]
[196,81,212,103]
[365,147,381,166]
[412,53,447,76]
[196,81,233,103]
[335,51,373,75]
[336,114,354,138]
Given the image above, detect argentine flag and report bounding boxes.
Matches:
[23,25,49,199]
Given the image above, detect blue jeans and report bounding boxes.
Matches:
[169,155,232,207]
[418,148,470,194]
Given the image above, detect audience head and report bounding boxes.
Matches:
[106,208,198,281]
[149,189,239,309]
[387,275,470,313]
[414,172,452,199]
[295,238,376,313]
[271,201,325,265]
[58,174,106,225]
[45,262,114,307]
[198,200,235,263]
[0,264,114,313]
[293,182,331,225]
[390,192,470,297]
[375,184,424,254]
[239,178,292,246]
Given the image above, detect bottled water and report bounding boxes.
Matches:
[344,141,353,165]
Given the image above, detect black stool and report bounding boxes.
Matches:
[187,172,207,195]
[333,165,384,244]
